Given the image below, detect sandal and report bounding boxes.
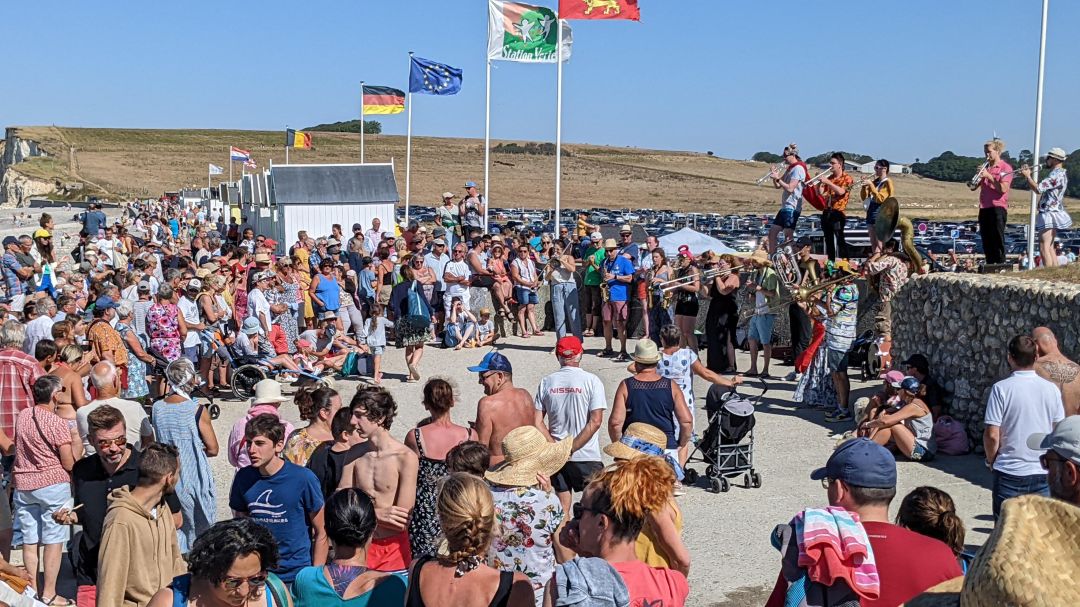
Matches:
[41,597,74,607]
[532,331,544,337]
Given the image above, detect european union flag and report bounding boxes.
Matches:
[409,56,462,96]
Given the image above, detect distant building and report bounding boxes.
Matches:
[855,161,911,174]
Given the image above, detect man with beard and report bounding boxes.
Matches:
[55,405,182,607]
[470,352,536,466]
[1028,416,1080,507]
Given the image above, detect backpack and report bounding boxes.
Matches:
[932,415,970,455]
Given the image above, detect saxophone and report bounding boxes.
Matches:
[601,281,611,303]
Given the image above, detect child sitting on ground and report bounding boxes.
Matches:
[475,307,497,347]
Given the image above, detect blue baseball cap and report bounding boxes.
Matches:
[464,181,478,188]
[94,295,118,310]
[468,351,512,374]
[810,438,896,489]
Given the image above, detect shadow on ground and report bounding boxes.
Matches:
[707,585,774,607]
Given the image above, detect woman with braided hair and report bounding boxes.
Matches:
[407,473,534,607]
[550,458,689,607]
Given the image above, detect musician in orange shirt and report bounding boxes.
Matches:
[817,153,855,260]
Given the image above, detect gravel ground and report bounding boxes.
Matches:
[205,334,993,606]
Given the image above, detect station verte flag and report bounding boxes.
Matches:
[362,85,406,114]
[208,163,224,175]
[488,1,573,63]
[409,56,463,95]
[558,0,640,20]
[286,129,312,149]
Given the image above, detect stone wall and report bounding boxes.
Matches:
[892,273,1080,441]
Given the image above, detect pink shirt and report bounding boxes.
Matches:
[613,560,689,607]
[979,159,1014,210]
[13,406,71,491]
[227,403,295,469]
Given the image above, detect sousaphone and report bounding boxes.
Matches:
[873,197,900,243]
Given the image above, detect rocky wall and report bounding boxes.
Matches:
[892,273,1080,442]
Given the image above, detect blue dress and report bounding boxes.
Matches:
[117,323,149,399]
[152,398,217,552]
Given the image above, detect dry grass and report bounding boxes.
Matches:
[10,125,1076,219]
[1016,263,1080,284]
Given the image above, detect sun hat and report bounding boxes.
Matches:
[250,379,287,405]
[555,336,583,358]
[433,238,447,246]
[263,238,277,249]
[485,426,572,487]
[432,227,447,237]
[631,339,661,365]
[33,228,50,239]
[882,370,905,387]
[468,351,513,374]
[590,231,603,242]
[603,238,618,250]
[1047,147,1068,162]
[604,423,668,461]
[811,437,896,488]
[478,307,491,316]
[905,495,1080,606]
[254,253,272,264]
[200,261,221,272]
[241,317,261,335]
[319,311,337,322]
[1028,415,1080,465]
[194,268,211,279]
[748,248,772,266]
[442,191,457,200]
[619,224,632,234]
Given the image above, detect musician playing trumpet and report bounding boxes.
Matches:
[767,143,808,254]
[816,153,854,261]
[600,238,635,361]
[1021,147,1071,268]
[969,138,1014,265]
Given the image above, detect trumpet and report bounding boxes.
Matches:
[968,161,989,188]
[755,163,786,185]
[804,167,834,188]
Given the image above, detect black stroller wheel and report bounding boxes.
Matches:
[709,478,722,493]
[751,471,762,488]
[719,477,730,492]
[208,404,220,420]
[232,365,267,400]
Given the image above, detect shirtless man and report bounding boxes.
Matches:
[338,387,418,574]
[1032,326,1080,417]
[469,352,536,466]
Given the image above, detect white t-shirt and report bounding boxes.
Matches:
[534,366,607,462]
[425,252,450,291]
[984,369,1065,476]
[177,296,202,347]
[246,288,271,329]
[76,397,153,455]
[444,260,471,299]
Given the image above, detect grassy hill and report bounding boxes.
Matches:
[5,126,1061,219]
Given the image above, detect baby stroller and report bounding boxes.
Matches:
[683,379,767,493]
[146,343,221,420]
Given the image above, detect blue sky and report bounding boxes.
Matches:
[5,1,1077,162]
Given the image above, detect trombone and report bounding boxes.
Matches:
[658,265,741,292]
[755,162,786,185]
[767,271,857,312]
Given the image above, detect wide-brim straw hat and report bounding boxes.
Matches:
[748,248,772,266]
[485,426,572,487]
[631,339,661,365]
[604,423,668,460]
[904,494,1080,606]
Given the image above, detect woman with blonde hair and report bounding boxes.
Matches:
[407,473,533,607]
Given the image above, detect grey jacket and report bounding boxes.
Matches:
[553,557,630,607]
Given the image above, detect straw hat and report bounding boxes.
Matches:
[485,426,572,487]
[250,379,288,405]
[1047,147,1068,162]
[905,494,1080,606]
[631,339,661,365]
[604,423,668,460]
[748,248,772,266]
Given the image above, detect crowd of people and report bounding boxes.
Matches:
[0,185,1073,607]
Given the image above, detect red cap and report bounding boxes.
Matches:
[556,336,583,358]
[678,244,692,257]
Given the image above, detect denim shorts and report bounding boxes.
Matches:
[773,208,801,230]
[748,314,776,344]
[371,346,385,356]
[183,345,199,364]
[513,287,539,306]
[826,347,850,372]
[14,482,71,544]
[910,442,936,462]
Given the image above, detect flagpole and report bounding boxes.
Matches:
[228,147,233,184]
[483,58,492,232]
[1026,0,1049,269]
[361,83,367,164]
[554,18,565,237]
[285,126,290,165]
[405,52,415,227]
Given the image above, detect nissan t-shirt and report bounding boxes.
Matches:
[534,366,607,462]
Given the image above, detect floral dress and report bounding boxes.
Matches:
[147,302,182,361]
[116,323,149,399]
[408,427,452,559]
[283,427,326,467]
[1036,166,1071,231]
[267,286,298,354]
[488,485,564,605]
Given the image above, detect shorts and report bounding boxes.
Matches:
[183,345,199,364]
[378,285,392,306]
[77,585,97,607]
[748,314,776,344]
[552,461,603,494]
[826,347,850,372]
[910,442,936,462]
[13,482,71,545]
[0,482,10,531]
[634,279,647,300]
[367,531,412,573]
[582,285,602,316]
[772,207,801,230]
[602,300,628,322]
[371,346,385,356]
[513,287,539,306]
[873,300,892,336]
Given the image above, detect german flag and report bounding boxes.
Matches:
[362,85,406,115]
[286,129,312,149]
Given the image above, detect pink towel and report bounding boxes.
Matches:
[793,507,880,600]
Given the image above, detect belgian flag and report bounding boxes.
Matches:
[362,85,406,115]
[286,129,312,149]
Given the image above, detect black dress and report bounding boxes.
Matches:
[705,281,738,373]
[672,266,700,317]
[407,555,514,607]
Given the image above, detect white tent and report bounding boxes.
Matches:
[658,227,736,256]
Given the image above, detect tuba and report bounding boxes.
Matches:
[770,244,803,292]
[874,197,923,274]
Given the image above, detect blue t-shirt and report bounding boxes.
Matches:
[604,256,635,302]
[229,461,325,582]
[83,210,106,235]
[292,567,407,607]
[168,218,180,238]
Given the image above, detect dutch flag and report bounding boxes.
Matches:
[230,146,252,162]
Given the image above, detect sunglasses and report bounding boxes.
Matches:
[572,502,605,520]
[220,572,268,593]
[96,436,127,449]
[1040,451,1067,470]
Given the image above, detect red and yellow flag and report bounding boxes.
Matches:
[558,0,640,20]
